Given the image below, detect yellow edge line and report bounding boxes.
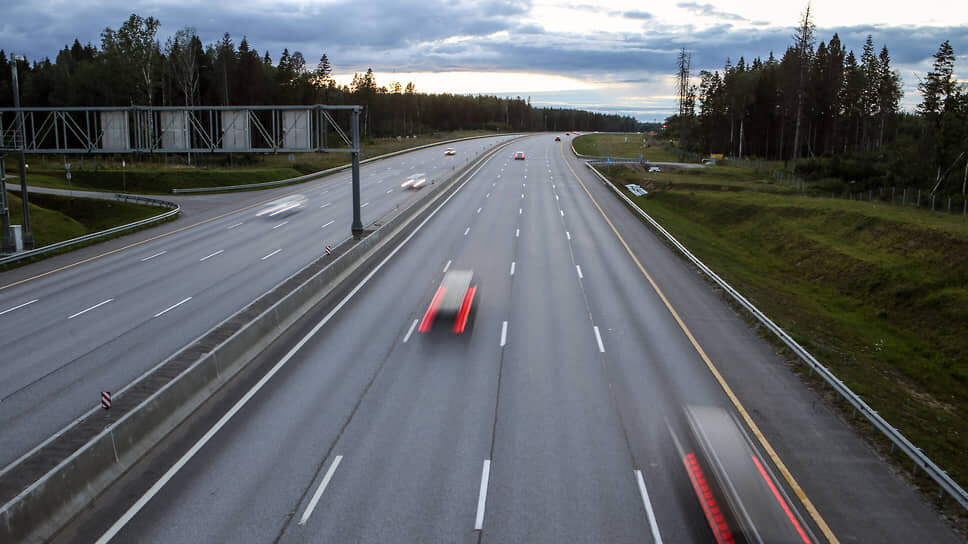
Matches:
[559,146,839,544]
[1,194,289,292]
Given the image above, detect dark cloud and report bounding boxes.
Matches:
[676,2,747,22]
[624,11,653,20]
[1,0,966,120]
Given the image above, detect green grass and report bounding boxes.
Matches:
[5,192,161,247]
[573,133,682,162]
[8,130,498,194]
[598,165,968,493]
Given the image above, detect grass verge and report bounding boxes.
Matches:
[573,133,682,162]
[4,192,161,248]
[596,163,968,513]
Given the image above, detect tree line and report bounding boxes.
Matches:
[666,8,967,196]
[0,14,638,138]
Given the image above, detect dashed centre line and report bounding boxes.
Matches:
[500,321,508,346]
[299,455,343,525]
[510,261,516,276]
[0,299,38,316]
[140,250,166,262]
[464,227,470,236]
[68,298,113,320]
[199,250,224,262]
[593,325,605,353]
[272,221,289,229]
[154,297,192,318]
[261,249,282,260]
[321,220,335,229]
[227,222,244,229]
[576,265,584,279]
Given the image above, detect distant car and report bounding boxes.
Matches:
[514,151,526,160]
[444,148,456,155]
[648,166,662,173]
[255,194,308,218]
[401,172,428,189]
[554,136,561,141]
[418,269,478,334]
[565,132,571,136]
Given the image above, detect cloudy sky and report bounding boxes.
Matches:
[2,0,967,120]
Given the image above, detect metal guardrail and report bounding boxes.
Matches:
[0,195,179,266]
[584,161,968,511]
[172,133,520,193]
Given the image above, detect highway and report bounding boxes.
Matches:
[46,134,960,543]
[0,136,517,470]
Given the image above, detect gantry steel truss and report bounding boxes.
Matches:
[0,105,362,154]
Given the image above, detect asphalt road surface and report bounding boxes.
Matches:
[0,136,517,470]
[46,134,960,543]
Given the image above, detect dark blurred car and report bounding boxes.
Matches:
[514,151,526,160]
[683,405,815,544]
[418,270,477,334]
[554,136,561,141]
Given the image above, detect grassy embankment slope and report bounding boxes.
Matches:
[13,131,495,194]
[5,192,161,248]
[574,134,968,496]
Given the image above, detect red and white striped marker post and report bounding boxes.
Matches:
[101,391,111,410]
[325,246,332,256]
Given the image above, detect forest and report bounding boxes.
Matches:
[0,14,639,139]
[665,8,968,196]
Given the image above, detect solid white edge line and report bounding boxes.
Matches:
[93,136,505,544]
[199,250,224,262]
[261,249,282,260]
[299,455,343,525]
[153,297,193,318]
[0,299,38,316]
[140,250,166,262]
[475,459,491,531]
[321,220,335,229]
[593,325,605,353]
[635,470,664,544]
[68,298,113,320]
[510,261,515,276]
[443,259,452,273]
[403,319,419,343]
[500,321,508,347]
[576,264,583,279]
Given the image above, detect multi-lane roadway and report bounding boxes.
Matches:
[3,134,960,542]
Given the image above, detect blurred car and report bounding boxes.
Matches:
[683,405,815,544]
[255,194,308,218]
[444,148,456,155]
[418,269,478,334]
[514,151,526,160]
[401,172,428,189]
[554,136,561,141]
[648,166,662,173]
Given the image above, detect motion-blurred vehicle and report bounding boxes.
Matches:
[683,405,815,544]
[444,148,456,155]
[554,136,561,141]
[514,151,526,160]
[648,166,662,173]
[255,194,308,218]
[418,269,477,334]
[401,172,428,189]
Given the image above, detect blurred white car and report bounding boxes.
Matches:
[444,148,456,156]
[648,166,662,173]
[401,172,428,189]
[256,194,308,217]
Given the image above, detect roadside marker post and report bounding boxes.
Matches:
[101,391,111,410]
